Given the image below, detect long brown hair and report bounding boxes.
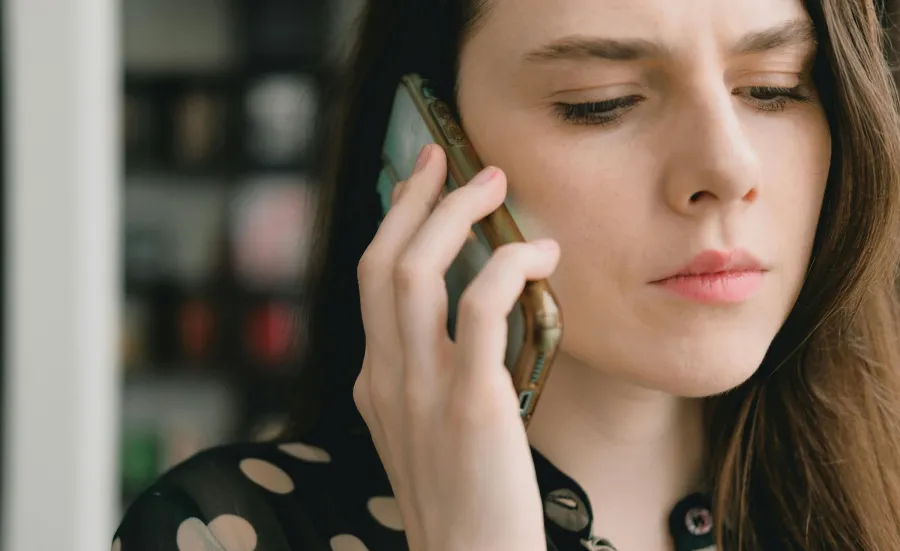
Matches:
[287,1,900,549]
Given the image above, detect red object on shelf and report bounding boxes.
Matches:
[179,299,216,361]
[246,302,298,366]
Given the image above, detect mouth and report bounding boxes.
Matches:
[650,249,767,304]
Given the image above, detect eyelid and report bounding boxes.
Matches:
[543,82,648,101]
[730,69,809,87]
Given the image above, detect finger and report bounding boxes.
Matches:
[454,239,560,377]
[391,180,406,204]
[366,144,446,267]
[392,167,506,372]
[399,166,505,276]
[358,145,447,355]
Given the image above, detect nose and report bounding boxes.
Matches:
[661,90,760,216]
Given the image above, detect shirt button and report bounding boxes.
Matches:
[544,488,591,532]
[580,535,617,551]
[669,493,715,550]
[685,506,713,536]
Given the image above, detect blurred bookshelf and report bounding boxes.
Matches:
[119,0,364,509]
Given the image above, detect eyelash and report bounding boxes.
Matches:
[555,96,642,126]
[555,86,815,126]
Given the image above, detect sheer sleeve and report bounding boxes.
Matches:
[111,445,310,551]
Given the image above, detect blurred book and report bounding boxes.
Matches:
[125,178,228,286]
[230,176,316,289]
[245,74,320,166]
[123,0,236,72]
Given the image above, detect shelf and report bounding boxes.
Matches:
[124,70,240,86]
[116,0,340,506]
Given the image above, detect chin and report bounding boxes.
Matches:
[572,329,775,398]
[644,333,773,397]
[651,356,764,398]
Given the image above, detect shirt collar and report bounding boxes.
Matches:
[530,446,717,551]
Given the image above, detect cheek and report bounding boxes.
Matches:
[502,146,648,294]
[756,113,831,270]
[474,110,665,312]
[498,134,649,242]
[499,141,655,348]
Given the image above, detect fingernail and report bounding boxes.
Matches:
[470,166,498,186]
[412,145,432,174]
[532,238,559,252]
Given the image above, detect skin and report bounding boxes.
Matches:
[355,0,831,550]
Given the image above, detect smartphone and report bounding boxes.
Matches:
[377,73,563,426]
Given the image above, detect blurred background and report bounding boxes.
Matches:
[0,1,897,550]
[115,0,363,505]
[0,0,364,549]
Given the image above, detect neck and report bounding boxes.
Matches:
[526,352,706,550]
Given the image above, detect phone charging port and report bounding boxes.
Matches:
[519,390,534,416]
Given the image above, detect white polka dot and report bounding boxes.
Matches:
[111,538,122,551]
[330,534,370,551]
[366,496,404,531]
[239,458,295,494]
[176,518,227,551]
[208,515,258,551]
[278,442,332,463]
[252,419,285,442]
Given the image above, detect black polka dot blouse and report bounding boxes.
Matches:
[112,428,717,551]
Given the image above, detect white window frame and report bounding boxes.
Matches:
[2,0,121,549]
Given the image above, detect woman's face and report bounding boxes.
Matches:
[456,0,831,396]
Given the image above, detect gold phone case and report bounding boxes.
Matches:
[400,73,563,426]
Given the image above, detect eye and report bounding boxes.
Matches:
[554,95,644,126]
[738,85,815,112]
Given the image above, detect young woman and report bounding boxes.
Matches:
[113,0,900,550]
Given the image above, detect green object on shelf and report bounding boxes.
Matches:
[121,429,161,494]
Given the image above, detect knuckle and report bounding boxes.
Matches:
[357,249,386,282]
[358,353,399,413]
[457,289,492,324]
[393,255,427,292]
[353,375,370,411]
[353,375,377,426]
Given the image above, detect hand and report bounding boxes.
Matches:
[354,144,559,551]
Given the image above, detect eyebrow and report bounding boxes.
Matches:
[524,18,817,63]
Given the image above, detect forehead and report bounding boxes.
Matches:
[470,0,811,54]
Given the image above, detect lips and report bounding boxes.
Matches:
[656,249,764,280]
[651,249,766,303]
